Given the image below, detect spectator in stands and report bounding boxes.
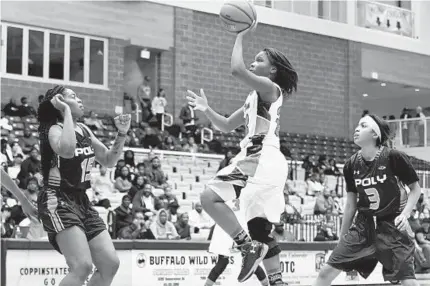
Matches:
[159,185,177,206]
[19,128,38,155]
[38,95,44,104]
[183,136,198,153]
[91,165,114,209]
[306,168,324,196]
[150,209,180,240]
[179,103,198,135]
[117,210,155,240]
[415,219,430,263]
[114,195,133,234]
[313,221,338,241]
[84,111,107,131]
[114,159,126,179]
[18,97,37,117]
[130,175,146,201]
[17,147,41,189]
[417,192,430,213]
[409,207,422,232]
[189,202,214,230]
[420,208,430,221]
[10,177,39,226]
[167,200,180,223]
[132,183,161,214]
[1,205,15,238]
[137,76,152,122]
[135,163,148,180]
[416,106,426,147]
[301,156,315,181]
[162,135,176,151]
[332,192,345,215]
[114,166,133,193]
[314,189,334,215]
[218,150,234,171]
[400,108,412,147]
[316,155,329,174]
[151,88,167,129]
[124,150,136,172]
[281,194,302,224]
[141,127,162,149]
[11,142,24,158]
[147,157,167,189]
[3,99,20,117]
[175,212,192,240]
[271,223,295,242]
[324,158,341,176]
[0,113,13,131]
[1,139,13,166]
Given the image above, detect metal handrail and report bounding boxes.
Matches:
[201,127,213,144]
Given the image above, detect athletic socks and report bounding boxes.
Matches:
[204,279,215,286]
[233,229,251,248]
[255,265,269,286]
[268,271,283,285]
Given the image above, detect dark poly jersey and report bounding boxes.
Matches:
[344,147,419,218]
[48,123,95,192]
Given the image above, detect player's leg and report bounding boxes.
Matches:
[85,200,120,286]
[254,265,269,286]
[311,265,342,286]
[205,255,229,286]
[376,220,418,286]
[56,227,94,286]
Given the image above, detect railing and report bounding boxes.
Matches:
[356,0,415,38]
[200,127,213,145]
[387,116,430,148]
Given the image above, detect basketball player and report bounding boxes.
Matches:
[37,86,131,286]
[312,114,421,286]
[186,22,298,285]
[206,199,268,286]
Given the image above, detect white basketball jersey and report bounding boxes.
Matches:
[240,84,283,149]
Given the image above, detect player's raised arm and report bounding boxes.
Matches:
[231,25,278,103]
[85,114,131,168]
[48,94,77,159]
[186,89,244,133]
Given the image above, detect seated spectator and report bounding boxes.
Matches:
[314,189,335,215]
[162,136,176,151]
[3,98,20,117]
[114,195,133,234]
[124,150,136,173]
[141,127,162,149]
[314,221,339,241]
[147,157,167,189]
[332,192,345,215]
[84,111,107,130]
[1,139,13,166]
[117,210,155,240]
[132,184,161,214]
[17,147,41,189]
[282,194,302,224]
[271,223,295,242]
[114,166,133,193]
[415,219,430,272]
[130,175,146,201]
[1,205,15,238]
[18,97,37,117]
[417,192,430,213]
[409,207,422,232]
[324,158,341,176]
[150,209,180,240]
[218,150,234,171]
[175,212,192,240]
[167,200,180,223]
[306,169,324,196]
[0,115,12,131]
[158,185,178,209]
[10,177,39,226]
[301,155,315,181]
[19,128,38,155]
[113,159,126,179]
[183,137,198,153]
[91,165,114,209]
[189,202,214,230]
[11,142,24,158]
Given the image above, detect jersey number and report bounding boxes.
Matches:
[364,188,380,210]
[81,157,95,183]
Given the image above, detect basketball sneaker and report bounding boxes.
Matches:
[237,240,268,282]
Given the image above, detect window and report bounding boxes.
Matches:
[6,26,23,75]
[28,30,44,77]
[1,22,108,87]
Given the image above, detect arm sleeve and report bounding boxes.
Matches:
[389,149,419,186]
[343,159,358,193]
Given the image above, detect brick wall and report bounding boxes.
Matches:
[160,8,363,138]
[1,38,128,116]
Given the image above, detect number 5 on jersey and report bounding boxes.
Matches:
[81,157,95,183]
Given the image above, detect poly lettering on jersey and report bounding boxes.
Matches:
[354,174,387,187]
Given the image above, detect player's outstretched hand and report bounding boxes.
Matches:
[186,89,209,112]
[237,20,258,37]
[394,213,408,231]
[114,114,131,134]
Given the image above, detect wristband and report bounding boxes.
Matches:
[117,131,127,138]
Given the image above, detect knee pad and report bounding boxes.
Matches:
[208,255,229,281]
[247,218,281,259]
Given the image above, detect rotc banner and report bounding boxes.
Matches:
[5,248,390,286]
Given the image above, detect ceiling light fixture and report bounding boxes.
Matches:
[363,93,368,97]
[381,83,386,87]
[415,88,420,92]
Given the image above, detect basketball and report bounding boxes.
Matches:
[219,0,257,33]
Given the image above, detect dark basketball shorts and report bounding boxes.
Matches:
[328,212,415,281]
[37,187,106,253]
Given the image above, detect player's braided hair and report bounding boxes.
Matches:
[263,48,298,96]
[37,85,66,184]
